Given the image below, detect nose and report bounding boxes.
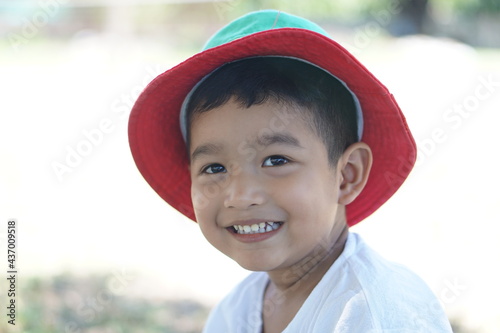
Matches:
[223,171,266,210]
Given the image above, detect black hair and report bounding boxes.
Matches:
[185,57,358,165]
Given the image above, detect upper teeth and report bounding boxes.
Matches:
[233,222,281,234]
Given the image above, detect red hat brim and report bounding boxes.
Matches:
[128,28,416,227]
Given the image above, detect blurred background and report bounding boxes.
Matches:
[0,0,499,332]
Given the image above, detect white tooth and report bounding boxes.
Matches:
[234,223,280,234]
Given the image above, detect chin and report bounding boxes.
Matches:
[232,254,284,272]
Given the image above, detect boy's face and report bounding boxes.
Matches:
[189,98,347,272]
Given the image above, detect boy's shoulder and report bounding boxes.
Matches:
[203,233,452,333]
[325,233,451,326]
[273,232,452,332]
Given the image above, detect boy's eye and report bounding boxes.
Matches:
[202,163,226,174]
[262,155,289,167]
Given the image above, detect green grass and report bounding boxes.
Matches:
[1,273,210,333]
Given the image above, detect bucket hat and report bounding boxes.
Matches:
[128,10,416,227]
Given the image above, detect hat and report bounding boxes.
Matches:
[128,10,416,227]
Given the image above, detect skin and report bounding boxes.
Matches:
[189,98,372,333]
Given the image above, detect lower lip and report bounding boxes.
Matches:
[228,225,283,243]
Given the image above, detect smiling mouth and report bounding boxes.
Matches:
[228,222,284,235]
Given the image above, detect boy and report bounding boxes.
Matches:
[128,10,452,332]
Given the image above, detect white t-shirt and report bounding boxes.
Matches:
[202,232,452,333]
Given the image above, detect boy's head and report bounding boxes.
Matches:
[128,10,416,229]
[186,57,373,270]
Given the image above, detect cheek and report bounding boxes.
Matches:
[191,185,210,217]
[192,187,219,240]
[191,186,231,256]
[191,182,225,229]
[272,170,318,200]
[272,172,338,222]
[270,176,314,219]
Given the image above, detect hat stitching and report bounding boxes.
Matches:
[271,10,281,29]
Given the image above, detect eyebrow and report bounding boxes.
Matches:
[256,133,303,149]
[190,133,303,162]
[190,143,224,162]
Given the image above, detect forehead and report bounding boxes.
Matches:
[189,98,316,145]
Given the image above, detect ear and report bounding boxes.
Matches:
[337,142,373,205]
